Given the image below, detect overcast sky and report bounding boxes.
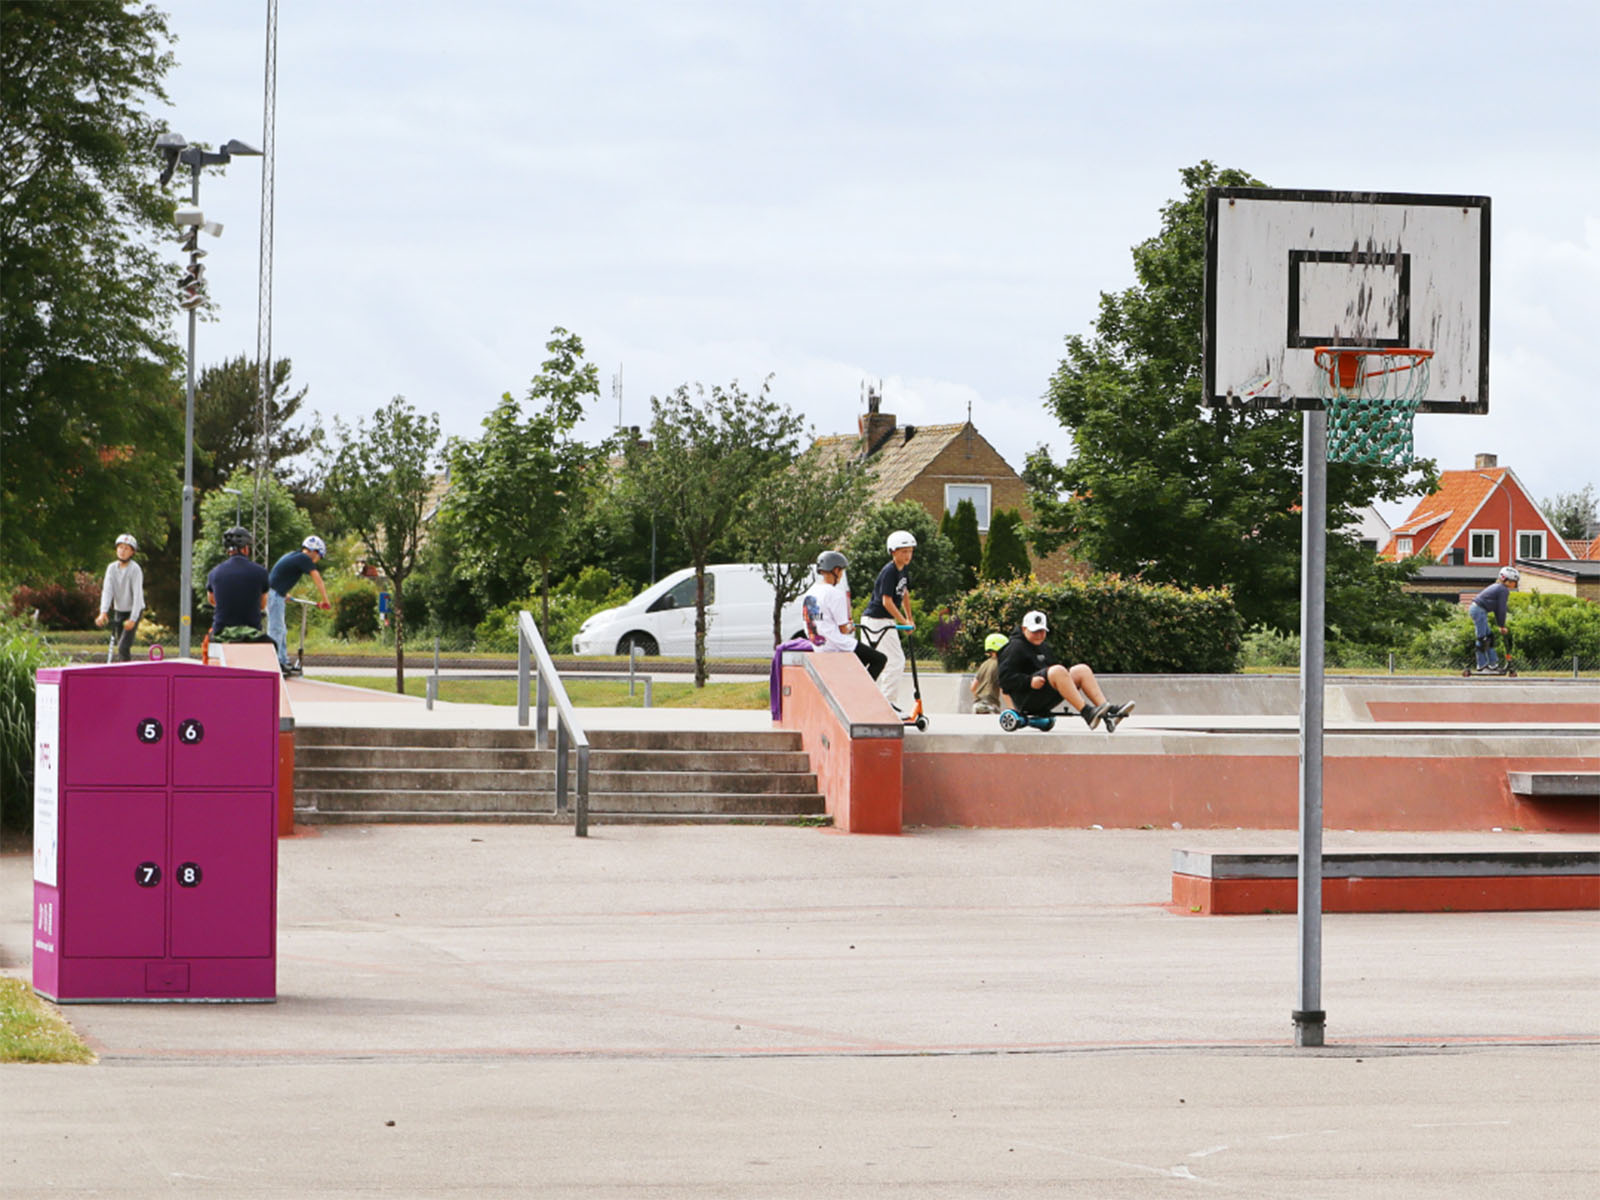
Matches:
[157,0,1598,527]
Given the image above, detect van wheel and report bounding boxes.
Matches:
[617,633,658,657]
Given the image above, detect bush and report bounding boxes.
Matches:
[475,568,637,654]
[942,574,1242,673]
[1240,625,1300,669]
[9,573,99,629]
[332,583,381,640]
[1,620,68,832]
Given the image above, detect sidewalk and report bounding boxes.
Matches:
[2,824,1596,1197]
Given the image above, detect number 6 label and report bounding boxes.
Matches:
[178,719,204,744]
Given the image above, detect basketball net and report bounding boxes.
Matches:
[1313,347,1433,467]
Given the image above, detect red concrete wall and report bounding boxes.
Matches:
[1172,872,1600,915]
[902,751,1598,832]
[778,654,903,834]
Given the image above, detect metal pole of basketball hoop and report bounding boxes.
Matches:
[1295,409,1328,1048]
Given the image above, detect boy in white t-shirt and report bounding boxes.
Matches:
[801,551,886,681]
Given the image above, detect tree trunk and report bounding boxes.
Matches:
[693,560,708,688]
[391,578,406,694]
[539,559,550,633]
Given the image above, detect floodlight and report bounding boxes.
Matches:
[174,206,205,227]
[201,221,224,238]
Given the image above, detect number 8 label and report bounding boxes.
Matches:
[177,862,202,888]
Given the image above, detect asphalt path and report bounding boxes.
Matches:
[3,824,1597,1198]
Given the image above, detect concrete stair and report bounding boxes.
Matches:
[294,726,826,826]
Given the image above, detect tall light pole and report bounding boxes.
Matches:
[156,134,262,657]
[1477,472,1514,564]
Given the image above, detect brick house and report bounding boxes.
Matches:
[1380,453,1594,604]
[1381,454,1575,567]
[812,392,1073,580]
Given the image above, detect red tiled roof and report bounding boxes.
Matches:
[1381,469,1504,560]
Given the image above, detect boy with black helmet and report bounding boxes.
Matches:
[206,526,270,637]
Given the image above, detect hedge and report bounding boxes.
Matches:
[939,575,1243,674]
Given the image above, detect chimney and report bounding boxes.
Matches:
[1474,453,1498,470]
[858,383,895,453]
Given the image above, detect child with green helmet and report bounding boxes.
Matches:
[969,631,1008,714]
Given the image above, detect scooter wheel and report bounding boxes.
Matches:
[914,716,928,731]
[999,711,1021,732]
[1507,668,1517,677]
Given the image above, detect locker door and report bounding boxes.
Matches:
[169,791,274,958]
[60,791,168,958]
[60,673,169,788]
[171,673,278,789]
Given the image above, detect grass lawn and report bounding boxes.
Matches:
[329,675,772,709]
[0,977,94,1064]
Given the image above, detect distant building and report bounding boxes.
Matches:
[812,389,1075,579]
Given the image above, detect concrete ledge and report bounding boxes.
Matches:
[1508,771,1600,798]
[778,653,903,834]
[1172,847,1600,914]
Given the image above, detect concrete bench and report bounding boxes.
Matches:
[1172,848,1600,915]
[1508,772,1600,799]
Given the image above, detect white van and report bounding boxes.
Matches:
[570,563,807,657]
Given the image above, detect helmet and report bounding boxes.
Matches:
[816,550,848,574]
[302,535,326,555]
[886,529,917,552]
[223,525,252,553]
[984,633,1008,653]
[115,533,138,551]
[1499,566,1520,583]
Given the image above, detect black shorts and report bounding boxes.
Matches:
[1012,686,1060,717]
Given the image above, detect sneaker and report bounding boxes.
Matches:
[1105,701,1136,721]
[1079,702,1108,730]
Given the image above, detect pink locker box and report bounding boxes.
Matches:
[32,660,280,1002]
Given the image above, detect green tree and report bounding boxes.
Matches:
[192,468,312,596]
[739,448,872,644]
[192,355,320,502]
[947,498,983,590]
[1,1,184,585]
[321,398,443,693]
[980,508,1031,581]
[1541,484,1597,541]
[1029,161,1435,635]
[442,328,607,628]
[627,378,803,686]
[843,501,961,615]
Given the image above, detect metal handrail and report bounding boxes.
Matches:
[517,611,589,836]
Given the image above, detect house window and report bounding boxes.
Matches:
[1517,530,1546,559]
[1468,530,1498,562]
[944,484,991,532]
[1395,537,1413,556]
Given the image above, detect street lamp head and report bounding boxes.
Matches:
[155,131,188,187]
[221,139,262,157]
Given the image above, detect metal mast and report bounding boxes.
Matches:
[252,0,279,560]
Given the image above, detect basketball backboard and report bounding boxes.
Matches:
[1203,188,1490,414]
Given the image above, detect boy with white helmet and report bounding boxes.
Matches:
[267,535,332,676]
[95,533,145,661]
[1469,565,1519,673]
[860,530,916,708]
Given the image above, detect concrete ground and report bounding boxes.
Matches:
[3,822,1597,1198]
